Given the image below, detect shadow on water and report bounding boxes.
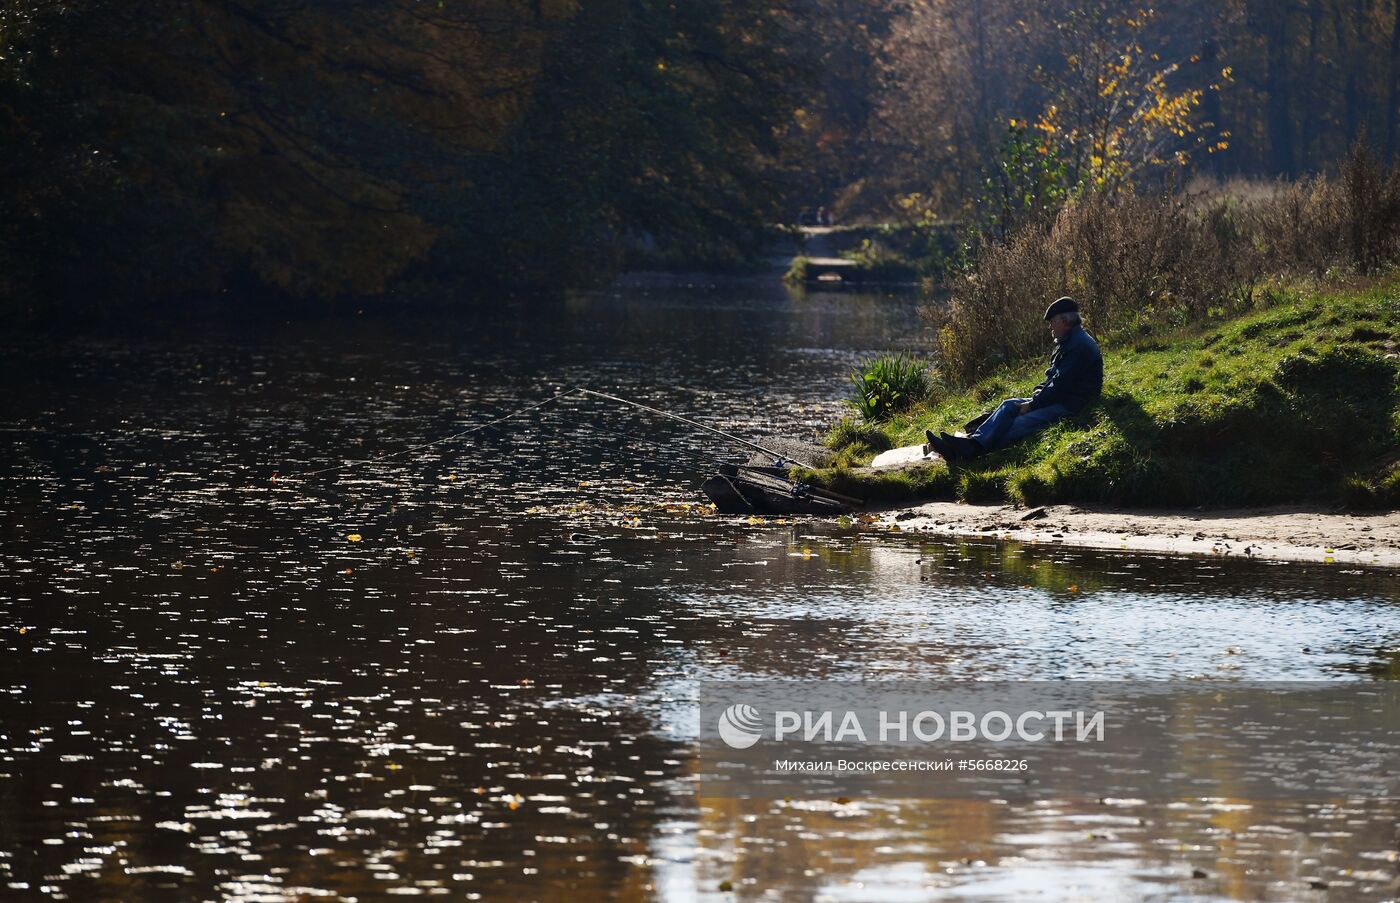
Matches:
[0,284,1397,900]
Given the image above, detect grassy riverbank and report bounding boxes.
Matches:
[805,275,1400,509]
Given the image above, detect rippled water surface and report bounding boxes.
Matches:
[2,283,1398,901]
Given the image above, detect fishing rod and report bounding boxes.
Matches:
[505,417,834,509]
[576,388,813,468]
[281,386,585,481]
[571,398,861,507]
[568,410,815,470]
[275,383,863,514]
[279,385,814,480]
[501,411,722,473]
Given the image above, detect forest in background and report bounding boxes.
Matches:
[860,0,1400,217]
[1,0,1399,314]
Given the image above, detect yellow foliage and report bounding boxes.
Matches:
[1026,9,1221,191]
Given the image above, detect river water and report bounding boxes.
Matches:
[2,282,1398,901]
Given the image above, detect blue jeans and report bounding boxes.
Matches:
[970,397,1071,452]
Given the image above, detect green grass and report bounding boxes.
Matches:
[782,256,811,285]
[803,275,1400,508]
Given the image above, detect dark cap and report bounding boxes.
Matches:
[1044,296,1079,320]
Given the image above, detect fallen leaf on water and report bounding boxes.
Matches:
[347,533,362,542]
[1068,584,1079,592]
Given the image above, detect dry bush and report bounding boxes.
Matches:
[1241,142,1400,276]
[1181,175,1288,205]
[932,192,1243,383]
[930,220,1066,381]
[931,142,1400,385]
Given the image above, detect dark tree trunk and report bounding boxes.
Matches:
[1306,0,1322,166]
[1266,5,1296,175]
[1389,0,1400,155]
[1333,0,1363,149]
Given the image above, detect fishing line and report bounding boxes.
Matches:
[279,386,584,481]
[569,417,752,469]
[495,414,697,470]
[276,385,813,483]
[528,420,829,509]
[575,388,812,466]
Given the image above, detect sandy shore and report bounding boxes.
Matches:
[875,501,1400,568]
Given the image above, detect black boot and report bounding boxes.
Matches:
[942,432,984,459]
[924,429,957,460]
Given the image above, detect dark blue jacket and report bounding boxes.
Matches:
[1028,325,1103,414]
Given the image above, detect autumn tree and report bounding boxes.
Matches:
[872,0,1397,221]
[0,0,808,312]
[1029,4,1231,193]
[438,0,808,285]
[773,0,897,219]
[1229,0,1399,175]
[874,0,1051,215]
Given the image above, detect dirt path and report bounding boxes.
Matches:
[876,501,1400,568]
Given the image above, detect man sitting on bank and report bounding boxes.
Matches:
[925,296,1103,461]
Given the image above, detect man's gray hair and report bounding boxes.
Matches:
[1056,311,1082,326]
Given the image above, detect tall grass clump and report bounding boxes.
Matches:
[930,140,1400,385]
[848,353,935,421]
